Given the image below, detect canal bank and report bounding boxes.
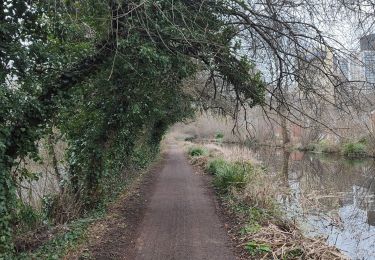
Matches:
[185,142,349,259]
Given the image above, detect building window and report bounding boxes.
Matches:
[363,51,375,83]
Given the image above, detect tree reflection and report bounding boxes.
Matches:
[282,149,290,186]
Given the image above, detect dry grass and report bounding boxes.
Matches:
[240,171,279,211]
[237,223,348,260]
[171,112,249,143]
[204,143,259,163]
[45,191,83,224]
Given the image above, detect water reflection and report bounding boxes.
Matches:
[251,147,375,259]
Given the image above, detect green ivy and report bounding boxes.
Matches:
[1,1,266,256]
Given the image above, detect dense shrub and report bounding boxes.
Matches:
[12,202,43,232]
[303,143,317,151]
[342,142,367,157]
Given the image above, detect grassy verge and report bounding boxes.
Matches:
[187,144,347,259]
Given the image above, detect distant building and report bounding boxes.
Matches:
[362,51,375,83]
[332,34,375,84]
[349,52,365,81]
[360,34,375,84]
[360,34,375,51]
[333,56,350,79]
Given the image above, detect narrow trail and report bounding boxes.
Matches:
[133,143,235,260]
[81,143,236,260]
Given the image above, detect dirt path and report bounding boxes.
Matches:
[73,143,236,260]
[133,144,235,260]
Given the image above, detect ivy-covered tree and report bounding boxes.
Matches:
[1,0,267,256]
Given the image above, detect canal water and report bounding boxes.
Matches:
[250,147,375,259]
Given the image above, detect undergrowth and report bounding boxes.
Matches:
[16,213,100,260]
[14,145,160,259]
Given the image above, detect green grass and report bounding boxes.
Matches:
[195,152,335,259]
[195,153,305,258]
[188,146,207,157]
[206,158,227,174]
[240,223,261,235]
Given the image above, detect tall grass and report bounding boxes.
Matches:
[188,146,208,157]
[208,159,251,192]
[206,158,227,174]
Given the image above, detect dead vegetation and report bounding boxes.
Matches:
[236,222,348,260]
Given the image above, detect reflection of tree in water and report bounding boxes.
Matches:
[281,149,290,186]
[353,160,375,226]
[252,146,375,219]
[291,155,372,211]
